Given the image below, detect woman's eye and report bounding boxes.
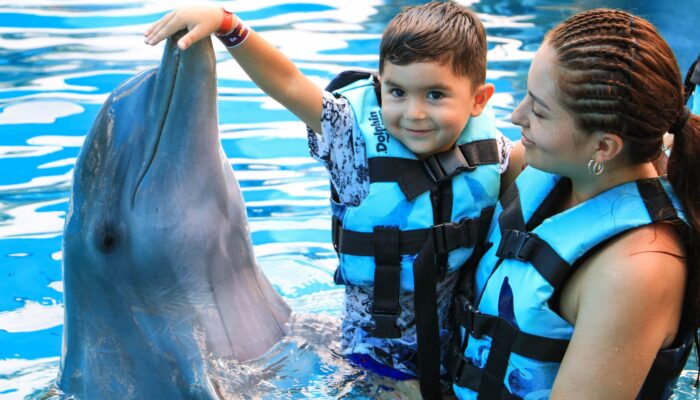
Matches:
[390,88,405,97]
[427,91,444,100]
[527,93,544,118]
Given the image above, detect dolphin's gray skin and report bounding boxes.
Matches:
[57,32,291,399]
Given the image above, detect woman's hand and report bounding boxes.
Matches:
[144,6,226,50]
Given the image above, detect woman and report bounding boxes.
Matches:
[447,8,699,400]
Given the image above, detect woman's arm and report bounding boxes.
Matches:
[144,6,323,133]
[551,224,687,399]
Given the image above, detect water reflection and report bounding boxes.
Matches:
[0,0,697,398]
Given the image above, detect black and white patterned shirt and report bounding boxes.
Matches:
[307,91,512,376]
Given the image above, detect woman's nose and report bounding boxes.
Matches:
[511,97,528,127]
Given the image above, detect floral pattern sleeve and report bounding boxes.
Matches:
[306,91,369,206]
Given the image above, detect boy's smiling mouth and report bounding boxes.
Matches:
[404,127,435,137]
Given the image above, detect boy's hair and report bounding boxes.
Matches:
[379,1,487,86]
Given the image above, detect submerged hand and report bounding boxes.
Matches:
[144,5,225,50]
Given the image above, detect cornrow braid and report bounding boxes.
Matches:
[546,8,684,164]
[548,8,700,323]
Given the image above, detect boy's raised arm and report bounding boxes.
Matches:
[144,6,324,134]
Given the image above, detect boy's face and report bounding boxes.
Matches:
[380,61,484,159]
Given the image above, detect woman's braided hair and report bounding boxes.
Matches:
[547,8,700,322]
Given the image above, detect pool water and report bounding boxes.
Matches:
[0,0,698,399]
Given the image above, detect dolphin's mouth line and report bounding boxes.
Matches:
[130,46,181,208]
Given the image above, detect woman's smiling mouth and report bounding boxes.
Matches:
[521,133,535,146]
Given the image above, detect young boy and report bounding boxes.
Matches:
[145,2,521,398]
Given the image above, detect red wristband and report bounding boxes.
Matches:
[216,20,250,48]
[217,8,234,36]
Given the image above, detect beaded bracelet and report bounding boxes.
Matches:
[215,8,250,49]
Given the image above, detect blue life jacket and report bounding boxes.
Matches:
[324,70,503,399]
[329,72,502,291]
[447,166,695,400]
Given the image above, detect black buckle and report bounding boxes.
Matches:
[496,229,535,261]
[432,222,452,280]
[432,222,450,254]
[332,217,342,254]
[424,145,476,183]
[372,310,402,338]
[433,219,477,252]
[454,294,479,333]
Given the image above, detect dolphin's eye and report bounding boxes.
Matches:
[96,225,119,254]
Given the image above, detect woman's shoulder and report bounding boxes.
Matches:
[608,222,684,257]
[561,223,687,332]
[584,223,686,294]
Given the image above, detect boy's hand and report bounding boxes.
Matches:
[144,6,225,50]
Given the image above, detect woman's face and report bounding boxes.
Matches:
[511,43,599,178]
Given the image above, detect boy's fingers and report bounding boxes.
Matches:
[148,21,180,45]
[145,11,170,36]
[177,24,208,50]
[144,11,176,44]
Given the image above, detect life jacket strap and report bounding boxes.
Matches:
[683,51,700,104]
[446,295,569,399]
[370,226,402,338]
[444,340,523,400]
[452,294,570,363]
[325,69,381,101]
[637,328,695,397]
[331,213,490,258]
[368,139,500,201]
[495,229,571,292]
[412,229,444,400]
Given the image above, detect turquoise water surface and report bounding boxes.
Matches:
[0,0,698,398]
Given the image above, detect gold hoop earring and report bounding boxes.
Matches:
[588,159,604,175]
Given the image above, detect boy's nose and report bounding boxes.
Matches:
[404,99,427,120]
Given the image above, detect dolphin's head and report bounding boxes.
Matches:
[59,33,290,398]
[66,31,225,287]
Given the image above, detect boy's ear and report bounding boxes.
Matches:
[470,83,495,117]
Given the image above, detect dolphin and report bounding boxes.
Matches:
[56,31,291,399]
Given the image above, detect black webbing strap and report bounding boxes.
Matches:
[495,229,571,292]
[445,342,522,400]
[325,70,380,99]
[367,139,500,200]
[497,183,526,232]
[431,182,454,280]
[683,52,700,104]
[412,231,442,400]
[371,226,402,338]
[641,329,695,397]
[636,178,680,222]
[478,318,518,399]
[496,182,572,293]
[368,157,423,183]
[332,215,487,257]
[452,295,569,362]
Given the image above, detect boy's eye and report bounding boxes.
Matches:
[427,91,444,100]
[390,88,405,97]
